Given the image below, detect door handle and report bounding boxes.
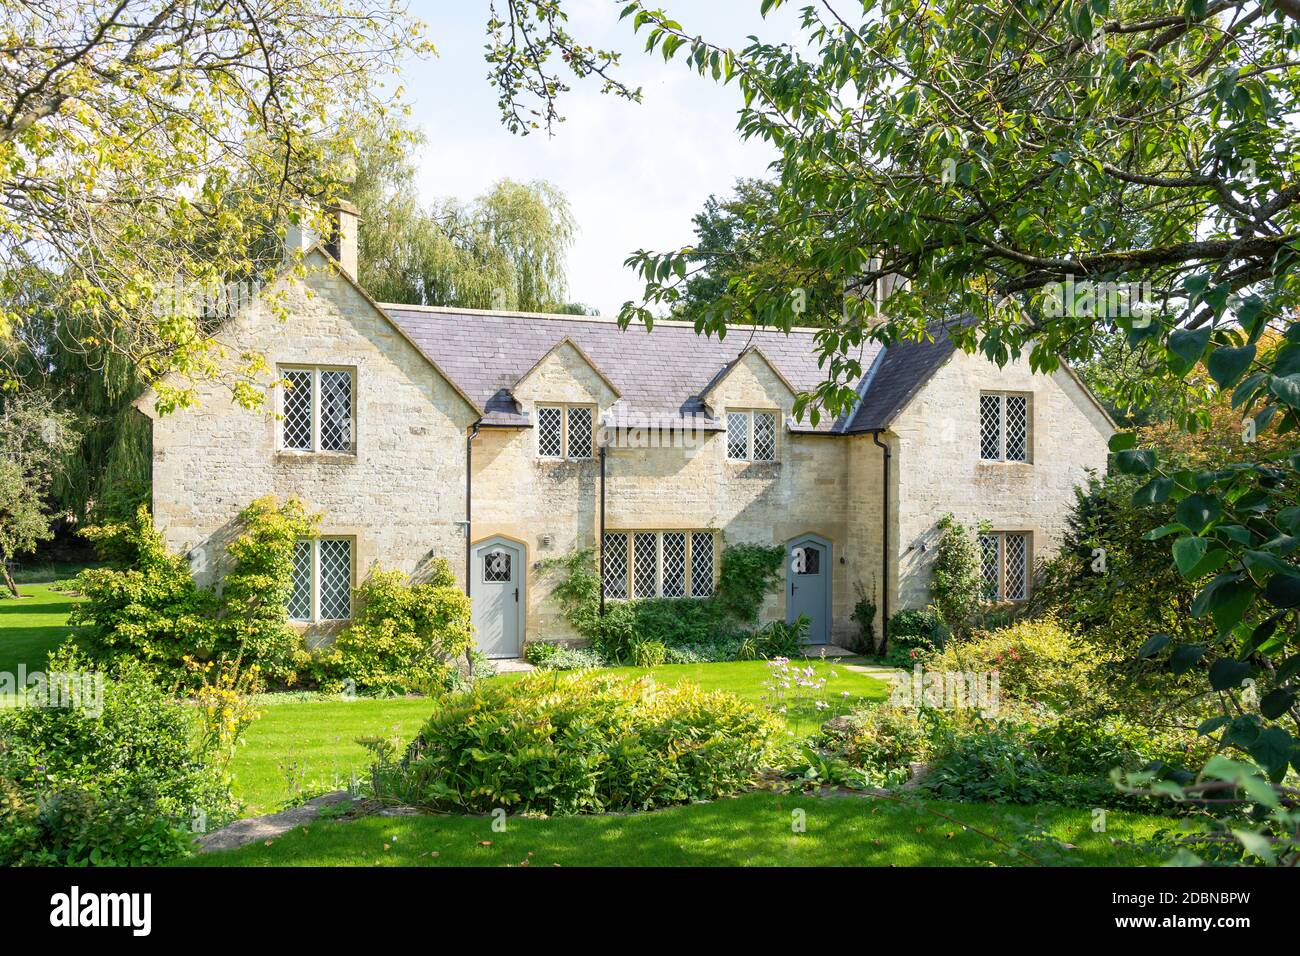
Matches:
[514,587,519,603]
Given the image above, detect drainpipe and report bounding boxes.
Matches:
[465,421,481,598]
[871,430,891,656]
[599,443,607,618]
[465,420,481,675]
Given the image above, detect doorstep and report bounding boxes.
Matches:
[490,658,534,674]
[798,643,857,658]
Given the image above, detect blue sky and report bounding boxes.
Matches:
[396,1,807,313]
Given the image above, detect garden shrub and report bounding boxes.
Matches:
[72,497,316,685]
[713,542,785,625]
[850,590,877,654]
[366,671,779,814]
[921,714,1194,812]
[930,514,984,635]
[928,616,1096,712]
[629,639,667,668]
[737,615,808,660]
[0,646,240,865]
[332,561,473,694]
[883,608,947,667]
[524,641,604,670]
[825,705,934,786]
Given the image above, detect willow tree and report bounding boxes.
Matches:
[348,123,575,311]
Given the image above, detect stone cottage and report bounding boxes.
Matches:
[139,206,1114,658]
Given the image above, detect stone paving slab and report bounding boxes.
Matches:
[197,791,359,853]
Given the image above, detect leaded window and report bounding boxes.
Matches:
[536,404,595,459]
[978,531,1031,602]
[979,392,1031,462]
[662,532,686,598]
[726,409,779,462]
[727,412,749,459]
[537,405,563,458]
[601,530,718,600]
[288,537,355,622]
[602,532,628,599]
[690,532,715,596]
[278,366,356,453]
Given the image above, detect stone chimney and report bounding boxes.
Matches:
[324,200,361,279]
[283,201,361,279]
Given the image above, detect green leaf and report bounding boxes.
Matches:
[1206,344,1256,389]
[1175,494,1221,533]
[1260,689,1296,720]
[1137,633,1171,659]
[1107,431,1136,452]
[1113,448,1155,475]
[1263,572,1300,608]
[1268,374,1300,409]
[1143,522,1187,540]
[1169,644,1206,674]
[1248,727,1294,782]
[1172,536,1207,577]
[1133,476,1173,505]
[1197,715,1229,736]
[1168,326,1212,368]
[1208,658,1251,691]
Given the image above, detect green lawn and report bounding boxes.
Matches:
[0,583,82,675]
[231,696,435,814]
[187,790,1168,867]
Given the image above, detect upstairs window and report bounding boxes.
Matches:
[602,530,716,599]
[978,531,1030,603]
[726,410,778,462]
[979,392,1030,462]
[280,366,355,453]
[536,404,595,460]
[288,537,355,622]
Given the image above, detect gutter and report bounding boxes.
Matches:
[871,429,891,656]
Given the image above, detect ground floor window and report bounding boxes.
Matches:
[978,531,1030,602]
[601,530,716,599]
[289,537,355,621]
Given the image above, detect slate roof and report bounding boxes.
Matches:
[381,305,962,434]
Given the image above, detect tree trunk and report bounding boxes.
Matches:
[3,563,19,598]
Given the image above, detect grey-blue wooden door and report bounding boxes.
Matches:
[787,537,830,644]
[473,541,522,658]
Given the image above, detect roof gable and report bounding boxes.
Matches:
[512,336,623,402]
[698,345,799,409]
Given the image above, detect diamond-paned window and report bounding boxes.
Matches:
[483,550,511,582]
[980,392,1031,462]
[602,532,628,599]
[288,540,312,620]
[318,538,353,620]
[690,532,714,596]
[662,532,686,597]
[537,405,563,458]
[282,369,313,451]
[566,406,593,459]
[288,537,355,622]
[978,531,1031,602]
[727,412,749,460]
[978,533,1000,602]
[319,370,353,452]
[753,412,776,461]
[279,366,355,453]
[979,394,1002,461]
[1004,533,1029,601]
[633,532,658,598]
[1005,395,1028,462]
[793,545,820,575]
